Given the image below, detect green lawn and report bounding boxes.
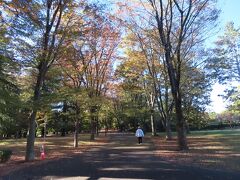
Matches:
[0,133,106,161]
[152,128,240,172]
[0,133,107,176]
[1,129,240,174]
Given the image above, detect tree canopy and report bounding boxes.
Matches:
[0,0,239,161]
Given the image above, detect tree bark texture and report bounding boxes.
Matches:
[74,104,80,147]
[150,111,156,136]
[25,0,65,161]
[26,66,47,161]
[165,118,172,140]
[90,106,96,140]
[165,51,188,150]
[74,120,79,148]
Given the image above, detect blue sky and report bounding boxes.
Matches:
[103,0,239,113]
[207,0,240,45]
[218,0,240,27]
[208,0,240,113]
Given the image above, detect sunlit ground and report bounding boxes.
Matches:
[1,129,240,177]
[0,133,107,176]
[42,177,152,180]
[152,129,240,171]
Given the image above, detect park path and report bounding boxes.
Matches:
[2,133,240,180]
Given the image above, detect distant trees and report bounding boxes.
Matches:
[116,32,173,138]
[181,64,212,131]
[145,0,219,150]
[0,0,121,160]
[206,22,240,115]
[207,22,240,83]
[56,4,120,142]
[2,0,104,160]
[228,86,240,115]
[116,0,219,149]
[2,0,237,161]
[4,0,76,161]
[0,13,22,139]
[115,44,150,132]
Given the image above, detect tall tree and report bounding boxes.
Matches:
[0,15,21,139]
[206,22,240,116]
[57,3,120,140]
[134,30,174,139]
[181,64,212,130]
[140,0,219,150]
[120,31,173,137]
[227,86,240,115]
[3,0,76,161]
[207,22,240,83]
[82,7,120,140]
[115,51,150,132]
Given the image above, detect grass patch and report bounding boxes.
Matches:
[191,129,240,136]
[152,128,240,172]
[0,133,107,176]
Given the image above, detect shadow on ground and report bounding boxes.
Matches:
[2,133,240,180]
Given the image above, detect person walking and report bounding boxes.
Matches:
[135,126,144,144]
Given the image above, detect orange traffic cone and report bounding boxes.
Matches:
[41,152,45,160]
[40,145,45,160]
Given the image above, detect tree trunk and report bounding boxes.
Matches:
[41,127,44,138]
[90,117,96,140]
[96,116,99,136]
[150,0,188,150]
[61,101,67,136]
[149,93,156,136]
[25,110,37,161]
[74,103,81,147]
[61,128,66,136]
[105,127,108,136]
[74,120,79,148]
[104,118,108,136]
[165,51,188,150]
[184,120,190,134]
[90,106,97,140]
[175,97,188,150]
[150,111,156,136]
[25,66,46,161]
[44,120,47,139]
[90,118,95,140]
[165,118,172,140]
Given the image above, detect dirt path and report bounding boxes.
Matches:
[1,133,240,180]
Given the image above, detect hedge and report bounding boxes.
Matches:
[0,149,12,163]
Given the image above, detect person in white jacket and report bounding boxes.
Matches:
[135,126,144,144]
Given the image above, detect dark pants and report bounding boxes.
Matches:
[138,137,142,144]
